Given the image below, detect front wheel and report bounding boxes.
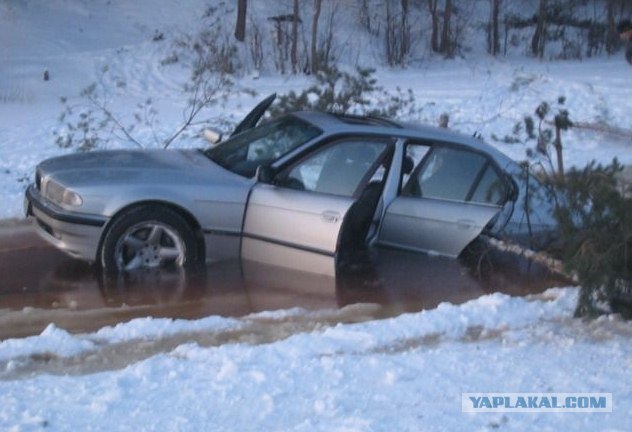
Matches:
[100,205,200,273]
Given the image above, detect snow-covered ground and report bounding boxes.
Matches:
[1,288,631,430]
[1,1,631,430]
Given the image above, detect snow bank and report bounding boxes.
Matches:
[2,287,631,430]
[0,288,575,364]
[93,315,243,344]
[0,323,94,362]
[0,315,242,362]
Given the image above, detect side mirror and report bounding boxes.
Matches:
[256,165,275,183]
[202,128,222,145]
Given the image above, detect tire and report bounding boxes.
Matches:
[100,205,199,273]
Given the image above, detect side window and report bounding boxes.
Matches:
[279,140,387,197]
[403,145,504,204]
[419,148,486,201]
[470,165,508,205]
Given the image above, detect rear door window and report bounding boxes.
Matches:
[402,144,507,205]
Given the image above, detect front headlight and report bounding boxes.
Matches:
[62,189,83,206]
[44,179,83,207]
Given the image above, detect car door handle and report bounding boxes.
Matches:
[321,211,341,223]
[457,219,476,229]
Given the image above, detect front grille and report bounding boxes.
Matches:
[35,170,42,190]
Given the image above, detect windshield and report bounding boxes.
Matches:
[204,116,322,177]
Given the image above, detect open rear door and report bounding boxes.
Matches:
[378,144,508,257]
[379,198,500,257]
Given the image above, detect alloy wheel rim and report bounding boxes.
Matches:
[114,222,186,271]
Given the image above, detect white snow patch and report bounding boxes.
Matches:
[93,315,242,344]
[0,323,94,362]
[1,287,631,430]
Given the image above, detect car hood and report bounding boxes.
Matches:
[37,149,242,188]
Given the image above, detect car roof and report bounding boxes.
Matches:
[292,111,516,169]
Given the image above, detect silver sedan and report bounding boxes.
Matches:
[25,99,556,275]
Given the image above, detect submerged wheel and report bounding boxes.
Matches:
[100,205,199,273]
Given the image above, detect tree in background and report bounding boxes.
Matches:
[235,0,247,42]
[440,0,453,57]
[427,0,441,53]
[291,0,299,74]
[606,0,618,54]
[531,0,548,58]
[235,0,631,71]
[311,0,323,74]
[426,0,456,58]
[385,0,412,65]
[487,0,501,56]
[401,0,411,59]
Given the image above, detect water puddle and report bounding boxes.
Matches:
[0,224,568,341]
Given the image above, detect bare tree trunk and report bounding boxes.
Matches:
[235,0,248,42]
[401,0,410,59]
[311,0,322,74]
[291,0,299,74]
[427,0,440,53]
[385,0,394,64]
[606,0,617,55]
[531,0,547,58]
[488,0,501,56]
[440,0,452,56]
[503,14,509,55]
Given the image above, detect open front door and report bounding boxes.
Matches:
[242,185,355,275]
[242,138,390,275]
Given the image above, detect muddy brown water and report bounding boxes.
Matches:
[0,220,568,340]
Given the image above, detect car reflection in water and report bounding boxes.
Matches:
[337,241,567,317]
[4,238,568,329]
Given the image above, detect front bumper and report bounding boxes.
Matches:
[24,184,108,262]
